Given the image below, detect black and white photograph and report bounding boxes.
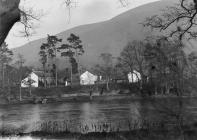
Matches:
[1,0,197,139]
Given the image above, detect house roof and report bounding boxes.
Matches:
[81,71,97,77]
[33,71,44,77]
[81,69,97,75]
[32,70,53,77]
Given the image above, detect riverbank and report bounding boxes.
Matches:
[0,85,196,105]
[1,93,195,105]
[0,83,138,104]
[0,91,196,105]
[1,124,197,140]
[0,93,134,105]
[0,92,197,139]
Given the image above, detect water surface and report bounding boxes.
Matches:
[0,97,196,139]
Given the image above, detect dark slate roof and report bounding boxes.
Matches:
[33,70,53,77]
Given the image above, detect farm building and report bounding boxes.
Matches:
[128,70,141,83]
[21,70,55,87]
[21,72,39,87]
[80,71,98,85]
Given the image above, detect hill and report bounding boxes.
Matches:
[12,0,177,69]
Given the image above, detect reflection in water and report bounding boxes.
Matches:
[129,102,141,121]
[0,98,197,140]
[0,110,3,127]
[0,100,144,133]
[0,98,196,134]
[79,102,106,132]
[0,136,78,140]
[0,136,40,140]
[26,105,41,133]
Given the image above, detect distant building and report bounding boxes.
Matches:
[80,71,98,85]
[33,70,56,87]
[21,70,55,87]
[128,70,141,83]
[113,74,128,84]
[21,72,39,87]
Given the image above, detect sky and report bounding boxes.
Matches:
[5,0,160,49]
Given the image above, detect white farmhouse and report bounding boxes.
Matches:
[128,70,141,83]
[80,71,98,85]
[21,72,39,88]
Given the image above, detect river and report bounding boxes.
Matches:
[0,97,197,139]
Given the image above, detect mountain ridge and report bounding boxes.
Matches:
[12,0,177,69]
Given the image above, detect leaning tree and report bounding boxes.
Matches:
[0,0,21,45]
[0,0,73,45]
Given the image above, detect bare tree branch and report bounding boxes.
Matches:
[143,0,197,40]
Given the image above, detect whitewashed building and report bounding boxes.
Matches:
[21,72,39,88]
[128,70,141,83]
[80,71,98,85]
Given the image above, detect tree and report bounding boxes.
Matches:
[0,0,44,45]
[188,52,197,76]
[15,53,25,101]
[39,35,62,87]
[0,0,77,46]
[59,33,84,85]
[4,64,16,100]
[144,37,187,96]
[46,35,62,87]
[93,53,114,91]
[5,65,18,87]
[0,42,13,88]
[39,43,48,88]
[118,40,147,91]
[59,44,73,85]
[0,0,140,46]
[119,0,129,7]
[0,0,21,45]
[26,74,36,96]
[186,52,197,93]
[66,33,84,74]
[143,0,197,40]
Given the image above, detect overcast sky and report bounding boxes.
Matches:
[5,0,159,49]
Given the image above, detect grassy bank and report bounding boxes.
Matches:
[1,120,197,140]
[0,82,195,105]
[0,90,196,106]
[0,83,136,105]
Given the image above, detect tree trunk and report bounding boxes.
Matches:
[70,65,73,86]
[55,48,58,87]
[140,74,145,89]
[138,68,145,93]
[19,84,22,101]
[155,86,158,95]
[7,76,11,102]
[106,78,110,91]
[19,71,22,101]
[29,86,31,96]
[0,0,21,45]
[19,61,23,101]
[75,49,80,75]
[166,83,170,94]
[43,64,46,88]
[55,66,58,87]
[131,72,134,83]
[2,63,4,88]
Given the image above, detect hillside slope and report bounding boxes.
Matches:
[12,0,177,69]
